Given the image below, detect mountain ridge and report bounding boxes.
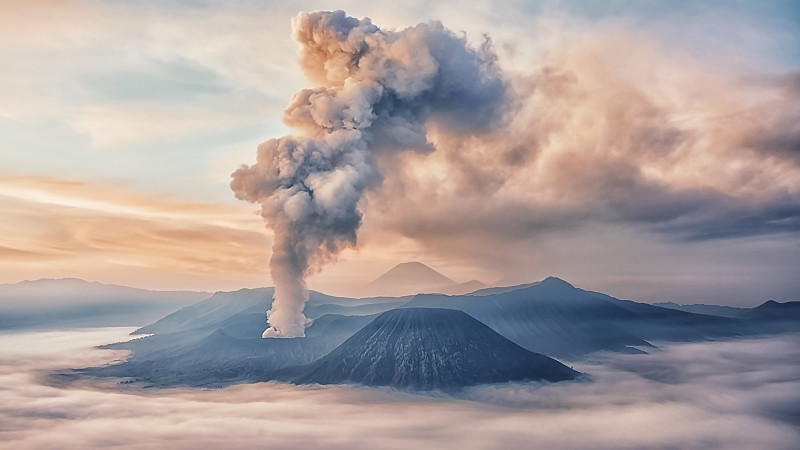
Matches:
[0,278,209,330]
[402,276,742,359]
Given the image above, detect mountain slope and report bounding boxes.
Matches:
[96,287,410,382]
[442,280,487,295]
[653,302,749,318]
[601,294,739,340]
[0,278,208,330]
[361,262,455,297]
[89,313,377,387]
[132,288,272,335]
[746,300,800,318]
[467,282,540,296]
[288,308,579,390]
[133,288,405,336]
[403,277,653,359]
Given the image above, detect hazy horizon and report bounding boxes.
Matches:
[0,271,793,309]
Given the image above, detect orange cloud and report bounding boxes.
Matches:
[0,174,271,290]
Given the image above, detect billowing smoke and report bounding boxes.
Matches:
[231,10,508,337]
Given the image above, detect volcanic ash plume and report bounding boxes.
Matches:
[231,11,506,337]
[231,10,508,337]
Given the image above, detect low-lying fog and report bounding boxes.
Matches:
[1,328,798,449]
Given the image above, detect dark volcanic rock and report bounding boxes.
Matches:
[403,277,653,359]
[87,313,377,388]
[289,308,579,390]
[403,277,745,359]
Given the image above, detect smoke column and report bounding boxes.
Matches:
[231,10,508,337]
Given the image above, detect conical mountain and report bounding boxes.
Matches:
[290,308,579,390]
[361,262,455,297]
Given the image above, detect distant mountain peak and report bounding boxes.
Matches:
[540,276,574,288]
[370,262,454,284]
[747,299,800,320]
[361,261,456,297]
[11,277,94,287]
[467,276,575,297]
[754,299,800,312]
[396,261,437,269]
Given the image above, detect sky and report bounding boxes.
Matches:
[1,0,799,305]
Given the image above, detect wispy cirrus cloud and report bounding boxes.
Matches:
[0,175,270,290]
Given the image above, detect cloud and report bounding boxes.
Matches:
[1,329,799,449]
[0,0,295,150]
[368,30,800,241]
[0,175,270,290]
[348,25,800,299]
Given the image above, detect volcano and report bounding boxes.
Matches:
[289,308,579,390]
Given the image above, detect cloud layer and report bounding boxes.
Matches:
[1,328,798,449]
[0,175,269,291]
[366,30,800,255]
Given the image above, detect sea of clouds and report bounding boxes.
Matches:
[1,328,798,449]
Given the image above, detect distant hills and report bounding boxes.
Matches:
[654,301,748,318]
[360,261,486,297]
[0,278,208,330]
[655,299,800,321]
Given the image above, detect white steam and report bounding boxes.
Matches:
[231,10,507,337]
